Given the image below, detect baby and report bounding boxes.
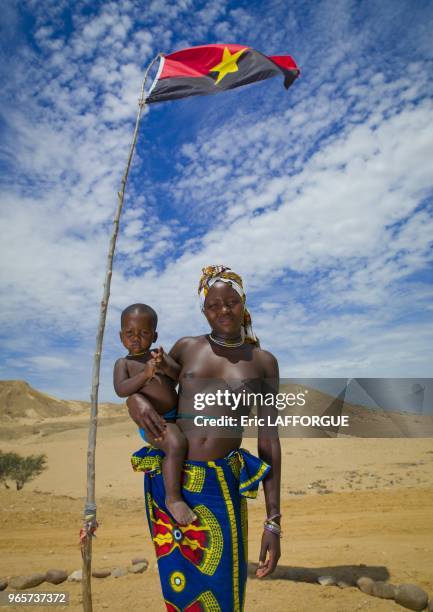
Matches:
[113,303,195,525]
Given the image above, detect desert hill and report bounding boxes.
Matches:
[0,380,85,420]
[0,380,124,420]
[0,380,126,439]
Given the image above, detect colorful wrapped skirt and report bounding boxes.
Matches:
[131,446,270,611]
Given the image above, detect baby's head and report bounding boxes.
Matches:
[120,303,158,355]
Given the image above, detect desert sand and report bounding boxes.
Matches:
[1,381,433,611]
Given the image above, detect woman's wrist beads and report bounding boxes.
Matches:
[264,513,282,537]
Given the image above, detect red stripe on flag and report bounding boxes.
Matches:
[269,55,300,73]
[159,44,250,80]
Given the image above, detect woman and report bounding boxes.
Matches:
[128,265,281,611]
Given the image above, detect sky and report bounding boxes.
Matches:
[0,0,432,402]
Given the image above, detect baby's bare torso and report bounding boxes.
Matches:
[124,356,178,414]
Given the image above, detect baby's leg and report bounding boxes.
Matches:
[152,423,196,525]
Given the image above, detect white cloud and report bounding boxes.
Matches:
[27,356,70,370]
[0,0,432,400]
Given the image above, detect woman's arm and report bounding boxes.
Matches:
[113,358,156,398]
[259,436,281,521]
[256,350,281,578]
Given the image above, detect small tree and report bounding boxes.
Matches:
[0,450,47,490]
[0,451,22,488]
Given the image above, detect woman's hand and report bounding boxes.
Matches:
[256,529,281,578]
[126,393,166,440]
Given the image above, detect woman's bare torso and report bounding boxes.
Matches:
[175,335,266,460]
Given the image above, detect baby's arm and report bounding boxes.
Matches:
[113,358,156,398]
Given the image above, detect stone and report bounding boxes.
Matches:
[128,563,148,574]
[371,581,396,599]
[394,584,429,611]
[317,575,336,586]
[67,570,82,582]
[111,567,127,578]
[337,580,352,588]
[45,569,68,585]
[9,574,46,590]
[92,569,111,579]
[131,556,148,566]
[0,578,8,591]
[356,576,375,595]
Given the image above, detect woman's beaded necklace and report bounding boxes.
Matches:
[208,332,244,348]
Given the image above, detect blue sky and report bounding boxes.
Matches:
[0,0,432,401]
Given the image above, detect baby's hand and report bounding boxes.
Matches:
[151,347,167,373]
[143,358,157,381]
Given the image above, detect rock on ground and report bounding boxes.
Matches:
[394,583,429,611]
[356,576,375,595]
[67,570,82,582]
[45,569,68,585]
[317,575,336,586]
[371,581,396,599]
[92,569,111,578]
[9,574,46,590]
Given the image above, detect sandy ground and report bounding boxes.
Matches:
[1,416,433,611]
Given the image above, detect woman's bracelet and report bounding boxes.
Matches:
[263,518,282,537]
[264,523,282,537]
[267,512,282,522]
[265,519,281,528]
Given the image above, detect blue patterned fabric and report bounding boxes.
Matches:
[131,446,270,611]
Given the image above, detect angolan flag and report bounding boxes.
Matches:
[146,44,300,104]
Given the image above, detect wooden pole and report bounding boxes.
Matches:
[81,52,162,612]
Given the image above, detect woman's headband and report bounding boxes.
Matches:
[198,265,259,346]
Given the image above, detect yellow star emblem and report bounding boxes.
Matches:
[210,47,248,85]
